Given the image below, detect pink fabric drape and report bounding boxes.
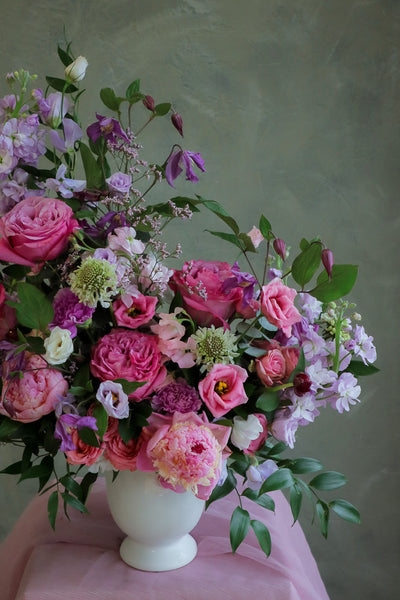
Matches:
[0,478,329,599]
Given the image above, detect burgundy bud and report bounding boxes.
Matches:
[273,238,286,261]
[293,372,312,397]
[142,95,155,112]
[171,112,183,137]
[321,248,334,279]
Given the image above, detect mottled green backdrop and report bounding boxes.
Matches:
[0,1,398,599]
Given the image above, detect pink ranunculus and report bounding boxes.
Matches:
[198,363,248,418]
[0,196,79,269]
[244,413,268,454]
[65,428,104,466]
[103,418,140,471]
[169,260,244,328]
[136,411,231,500]
[260,277,302,338]
[90,328,167,401]
[0,353,68,423]
[113,294,157,329]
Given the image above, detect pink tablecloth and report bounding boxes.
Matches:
[0,478,329,600]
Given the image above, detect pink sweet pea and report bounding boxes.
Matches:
[198,363,248,418]
[260,278,302,337]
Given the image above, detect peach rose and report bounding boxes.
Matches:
[103,418,141,471]
[65,428,104,466]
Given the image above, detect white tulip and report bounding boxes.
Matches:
[65,56,88,83]
[44,327,74,365]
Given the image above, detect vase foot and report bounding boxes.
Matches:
[119,533,198,572]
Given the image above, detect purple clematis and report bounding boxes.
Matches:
[165,149,205,188]
[86,113,129,144]
[54,413,98,452]
[223,261,257,308]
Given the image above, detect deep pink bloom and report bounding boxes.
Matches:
[151,380,201,414]
[171,112,183,136]
[86,113,129,144]
[198,363,248,418]
[113,294,157,329]
[244,413,269,454]
[50,288,94,337]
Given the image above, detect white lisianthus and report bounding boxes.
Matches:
[44,327,74,365]
[231,414,264,450]
[65,56,88,83]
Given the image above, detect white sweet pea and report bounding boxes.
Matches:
[44,327,74,365]
[231,414,264,450]
[65,56,88,83]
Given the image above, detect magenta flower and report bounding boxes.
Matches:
[86,113,129,144]
[50,288,95,338]
[151,380,202,414]
[165,149,205,188]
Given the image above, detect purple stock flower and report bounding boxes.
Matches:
[96,380,129,419]
[165,149,205,187]
[330,372,361,414]
[345,325,377,365]
[50,288,95,337]
[223,261,257,308]
[86,113,129,144]
[151,380,202,414]
[55,413,98,452]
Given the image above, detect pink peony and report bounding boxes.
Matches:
[113,294,157,329]
[169,260,245,328]
[136,411,231,500]
[260,278,302,337]
[0,196,79,269]
[198,363,248,418]
[90,328,167,401]
[0,353,68,423]
[65,428,104,466]
[103,418,141,471]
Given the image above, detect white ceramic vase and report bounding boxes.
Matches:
[105,469,205,572]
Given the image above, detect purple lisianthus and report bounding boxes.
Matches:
[151,380,202,414]
[35,90,69,128]
[87,113,129,144]
[55,413,98,452]
[223,261,257,308]
[96,380,129,419]
[50,288,95,338]
[165,149,205,188]
[106,172,132,196]
[246,460,278,490]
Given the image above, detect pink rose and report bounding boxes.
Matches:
[0,353,68,423]
[90,328,167,401]
[113,294,157,329]
[65,429,104,466]
[103,418,141,471]
[198,363,248,418]
[244,413,268,454]
[256,347,286,386]
[281,345,299,379]
[169,260,244,328]
[260,278,301,337]
[0,196,79,269]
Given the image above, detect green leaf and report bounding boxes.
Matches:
[126,78,141,99]
[118,417,135,444]
[80,142,106,190]
[206,230,243,250]
[198,197,240,234]
[60,474,84,501]
[93,404,108,440]
[78,426,100,448]
[205,469,237,509]
[316,500,329,538]
[310,264,358,302]
[45,76,78,93]
[61,491,88,514]
[244,346,268,357]
[48,491,59,530]
[2,264,30,279]
[154,102,171,116]
[0,460,23,475]
[259,215,272,239]
[100,87,121,111]
[291,242,322,287]
[256,390,280,412]
[26,336,45,355]
[114,378,145,395]
[250,519,271,557]
[38,455,54,492]
[238,233,256,252]
[290,483,303,523]
[15,282,54,331]
[309,471,347,491]
[0,418,22,441]
[289,457,324,474]
[80,472,98,504]
[242,488,275,512]
[329,499,361,524]
[259,468,294,494]
[299,238,310,251]
[19,462,53,482]
[346,360,380,377]
[73,363,91,389]
[230,506,250,553]
[57,46,73,67]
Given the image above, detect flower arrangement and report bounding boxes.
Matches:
[0,43,378,557]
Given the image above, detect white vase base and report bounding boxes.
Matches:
[120,533,198,572]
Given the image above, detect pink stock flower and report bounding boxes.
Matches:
[0,353,68,423]
[198,363,248,418]
[260,277,302,337]
[136,411,231,500]
[0,196,79,270]
[113,294,157,329]
[90,329,167,401]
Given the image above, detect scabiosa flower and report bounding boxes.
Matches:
[69,256,119,307]
[165,149,205,187]
[96,381,129,419]
[151,380,201,414]
[191,325,238,370]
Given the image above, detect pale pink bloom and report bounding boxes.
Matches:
[107,226,145,256]
[247,226,264,248]
[151,309,196,368]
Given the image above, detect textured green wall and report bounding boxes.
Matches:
[0,1,398,598]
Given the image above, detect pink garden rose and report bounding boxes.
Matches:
[260,277,302,337]
[90,328,167,401]
[112,294,157,329]
[0,353,68,423]
[65,429,104,466]
[169,260,248,328]
[136,411,231,500]
[103,418,141,471]
[198,363,248,418]
[255,340,299,387]
[0,196,79,269]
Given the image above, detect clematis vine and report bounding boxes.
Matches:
[87,113,129,144]
[165,148,205,188]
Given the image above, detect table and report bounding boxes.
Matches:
[0,478,329,599]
